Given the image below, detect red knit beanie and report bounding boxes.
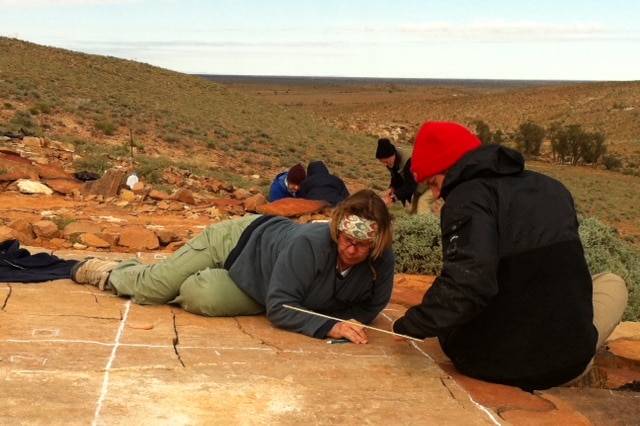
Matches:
[287,163,307,185]
[411,122,482,182]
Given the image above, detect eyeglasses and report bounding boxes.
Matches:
[338,232,373,253]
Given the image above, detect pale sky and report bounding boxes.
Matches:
[1,0,639,81]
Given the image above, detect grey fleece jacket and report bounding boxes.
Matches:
[228,217,395,338]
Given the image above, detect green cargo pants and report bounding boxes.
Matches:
[108,215,265,317]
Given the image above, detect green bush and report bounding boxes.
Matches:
[95,121,117,136]
[602,154,623,171]
[73,155,113,174]
[392,213,442,275]
[392,214,640,321]
[579,217,640,321]
[11,110,37,129]
[50,215,76,230]
[135,156,172,184]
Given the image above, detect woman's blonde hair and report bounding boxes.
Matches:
[329,189,393,260]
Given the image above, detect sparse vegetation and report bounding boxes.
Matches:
[474,120,505,145]
[50,215,76,230]
[95,120,117,136]
[514,120,546,156]
[579,217,640,321]
[548,122,607,165]
[0,37,382,191]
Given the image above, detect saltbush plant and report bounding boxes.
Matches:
[579,216,640,322]
[393,213,442,275]
[392,214,640,322]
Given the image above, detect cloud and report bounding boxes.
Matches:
[0,0,138,6]
[362,21,639,43]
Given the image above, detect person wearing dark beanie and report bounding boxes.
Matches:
[375,138,396,160]
[269,163,307,201]
[392,121,628,392]
[375,138,434,214]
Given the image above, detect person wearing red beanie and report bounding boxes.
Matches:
[393,121,628,391]
[410,121,482,184]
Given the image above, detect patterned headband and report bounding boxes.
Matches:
[338,214,378,241]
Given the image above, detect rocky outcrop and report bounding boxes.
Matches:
[0,136,334,253]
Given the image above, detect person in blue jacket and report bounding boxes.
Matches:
[297,160,350,206]
[269,163,306,201]
[71,189,395,343]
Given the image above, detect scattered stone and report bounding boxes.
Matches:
[131,181,146,194]
[243,193,268,212]
[35,163,75,179]
[165,241,186,251]
[129,323,154,330]
[8,218,35,239]
[42,136,75,152]
[62,221,103,237]
[15,179,53,195]
[170,188,196,205]
[118,227,160,251]
[0,225,35,245]
[232,188,251,200]
[148,189,170,200]
[32,220,61,239]
[83,168,126,198]
[0,171,31,182]
[257,198,328,217]
[0,143,340,253]
[96,232,119,246]
[155,229,180,245]
[41,178,84,195]
[223,204,245,216]
[79,233,111,248]
[21,136,41,148]
[119,189,137,202]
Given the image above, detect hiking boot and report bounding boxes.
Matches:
[71,258,119,291]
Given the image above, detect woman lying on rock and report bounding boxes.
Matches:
[71,189,395,343]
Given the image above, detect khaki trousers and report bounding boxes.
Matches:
[410,190,436,215]
[565,272,628,385]
[592,272,628,348]
[108,215,265,317]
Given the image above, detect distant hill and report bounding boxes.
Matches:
[198,74,580,88]
[0,37,384,191]
[208,74,640,168]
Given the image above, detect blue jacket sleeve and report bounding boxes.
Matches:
[269,172,290,201]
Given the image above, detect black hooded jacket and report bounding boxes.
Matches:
[297,161,350,206]
[0,239,79,282]
[393,145,597,391]
[387,146,418,205]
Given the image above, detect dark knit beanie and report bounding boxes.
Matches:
[375,138,396,159]
[287,163,307,185]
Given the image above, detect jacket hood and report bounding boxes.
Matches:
[441,145,525,198]
[307,161,330,176]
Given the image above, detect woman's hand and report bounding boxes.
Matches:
[381,188,395,205]
[327,320,368,344]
